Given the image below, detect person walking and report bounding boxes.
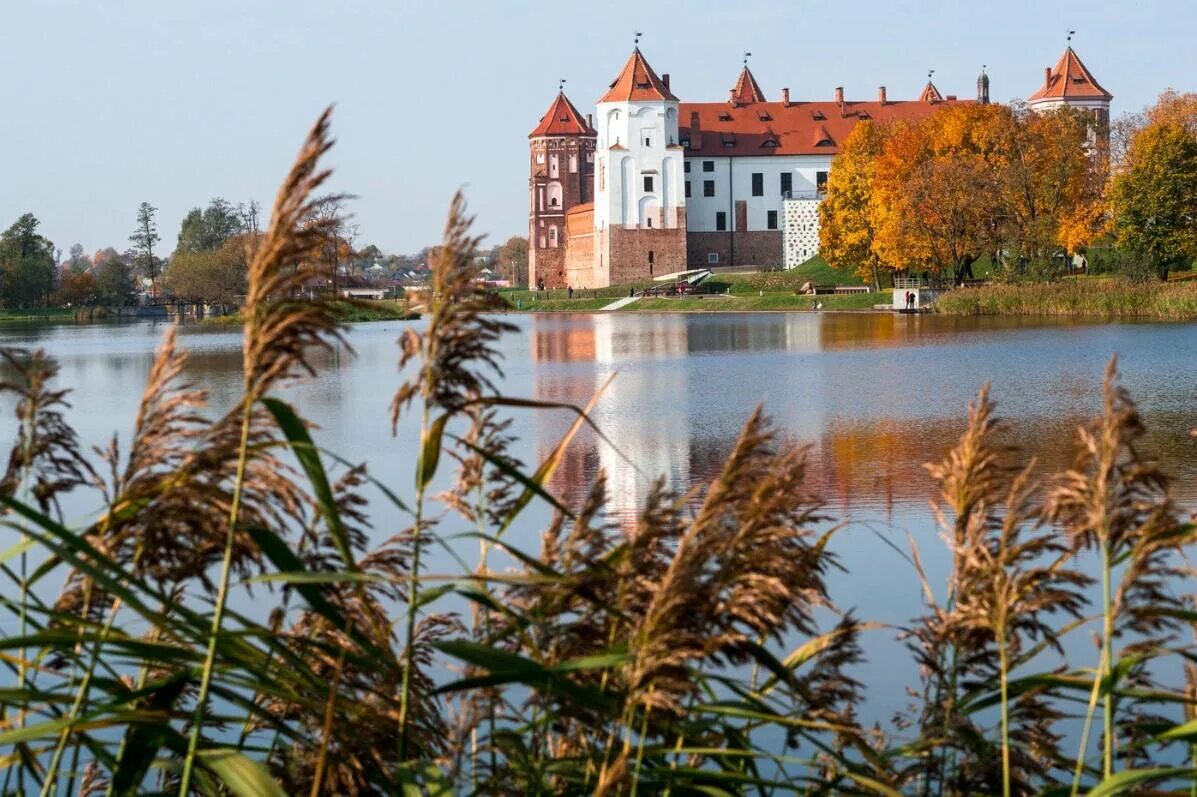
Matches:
[568,286,574,300]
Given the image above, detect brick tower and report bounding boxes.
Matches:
[528,90,596,289]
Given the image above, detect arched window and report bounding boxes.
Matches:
[548,225,558,248]
[547,182,563,210]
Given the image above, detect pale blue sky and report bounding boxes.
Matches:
[1,0,1193,256]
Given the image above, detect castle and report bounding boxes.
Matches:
[528,44,1112,289]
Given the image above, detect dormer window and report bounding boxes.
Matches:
[857,110,870,119]
[811,110,826,120]
[721,132,736,148]
[757,111,772,121]
[718,112,732,122]
[761,138,779,148]
[815,137,834,147]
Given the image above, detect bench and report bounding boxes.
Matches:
[834,286,870,294]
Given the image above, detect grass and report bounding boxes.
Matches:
[631,290,887,312]
[2,108,1196,797]
[935,277,1197,319]
[205,298,419,326]
[0,307,75,321]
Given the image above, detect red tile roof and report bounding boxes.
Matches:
[679,98,971,157]
[1027,47,1112,102]
[529,92,596,137]
[730,66,766,105]
[598,48,678,103]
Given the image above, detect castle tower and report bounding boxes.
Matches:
[528,90,596,289]
[592,47,688,287]
[977,66,990,104]
[1027,46,1112,148]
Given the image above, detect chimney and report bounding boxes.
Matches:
[728,88,738,107]
[1044,66,1051,87]
[689,111,703,149]
[946,95,957,101]
[781,87,790,107]
[662,73,670,90]
[586,113,593,130]
[878,85,887,105]
[835,86,844,116]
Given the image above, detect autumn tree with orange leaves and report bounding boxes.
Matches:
[821,103,1107,284]
[819,121,888,290]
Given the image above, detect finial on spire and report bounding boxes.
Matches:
[981,64,987,74]
[558,78,566,93]
[743,51,752,67]
[1067,29,1075,43]
[927,68,935,82]
[634,31,642,48]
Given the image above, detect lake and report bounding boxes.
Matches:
[2,311,1194,727]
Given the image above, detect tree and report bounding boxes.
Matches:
[65,243,91,276]
[870,105,1008,283]
[819,121,889,289]
[998,106,1106,267]
[55,269,96,306]
[93,252,135,306]
[0,213,57,307]
[1110,120,1197,272]
[175,198,244,254]
[498,236,529,286]
[303,196,357,296]
[161,234,250,306]
[129,201,162,285]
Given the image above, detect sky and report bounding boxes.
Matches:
[1,0,1194,258]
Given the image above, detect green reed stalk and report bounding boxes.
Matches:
[1100,540,1114,778]
[397,401,431,763]
[630,703,652,797]
[1071,645,1107,796]
[998,631,1010,797]
[41,596,124,796]
[179,399,255,795]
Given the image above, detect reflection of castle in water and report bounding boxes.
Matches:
[530,314,1197,522]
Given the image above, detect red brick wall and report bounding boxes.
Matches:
[564,207,596,288]
[686,230,782,269]
[604,209,688,285]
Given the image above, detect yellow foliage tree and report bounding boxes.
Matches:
[1111,118,1197,271]
[820,121,889,289]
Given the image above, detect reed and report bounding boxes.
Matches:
[935,278,1197,319]
[0,111,1194,796]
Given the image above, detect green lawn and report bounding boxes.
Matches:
[631,290,889,312]
[0,307,75,321]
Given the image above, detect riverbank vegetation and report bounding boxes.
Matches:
[820,90,1197,287]
[205,298,419,326]
[2,110,1196,795]
[936,276,1197,318]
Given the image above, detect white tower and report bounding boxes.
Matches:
[592,46,688,285]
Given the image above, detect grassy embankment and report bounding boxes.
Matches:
[0,307,76,321]
[935,277,1197,319]
[502,256,891,313]
[205,298,419,326]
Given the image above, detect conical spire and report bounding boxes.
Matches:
[918,80,945,103]
[598,48,678,103]
[729,65,766,105]
[1027,46,1112,101]
[529,91,595,138]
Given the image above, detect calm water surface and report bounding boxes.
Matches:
[2,312,1194,726]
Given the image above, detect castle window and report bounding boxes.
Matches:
[703,160,714,172]
[549,154,559,177]
[751,173,764,196]
[680,137,690,148]
[646,217,652,228]
[719,112,732,121]
[716,211,727,231]
[708,252,719,265]
[685,181,691,198]
[683,161,690,173]
[568,153,578,173]
[816,171,829,193]
[757,111,772,121]
[704,180,715,197]
[780,172,792,196]
[643,175,654,192]
[645,136,652,146]
[548,226,558,247]
[767,210,778,230]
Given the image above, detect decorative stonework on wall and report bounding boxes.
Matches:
[783,198,821,269]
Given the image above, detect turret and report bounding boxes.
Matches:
[977,66,990,104]
[528,89,596,289]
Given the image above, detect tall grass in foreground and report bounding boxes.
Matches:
[0,111,1195,795]
[935,278,1197,319]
